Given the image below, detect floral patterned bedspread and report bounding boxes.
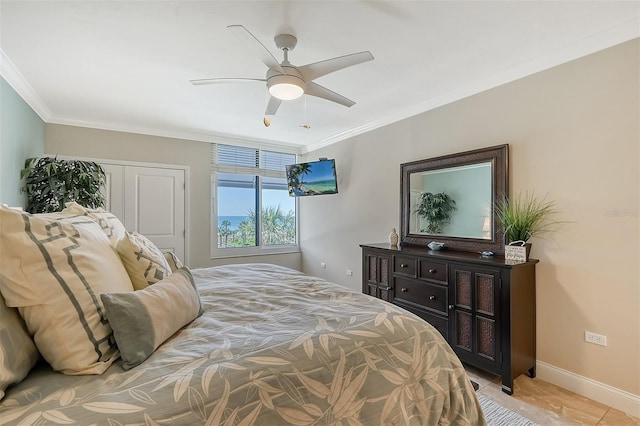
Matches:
[1,263,485,425]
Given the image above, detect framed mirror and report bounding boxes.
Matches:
[400,144,508,253]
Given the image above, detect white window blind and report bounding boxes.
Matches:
[211,144,295,178]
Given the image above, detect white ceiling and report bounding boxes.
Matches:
[1,1,638,153]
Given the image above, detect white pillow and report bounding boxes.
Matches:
[117,232,172,290]
[62,202,127,248]
[0,206,134,375]
[0,293,39,400]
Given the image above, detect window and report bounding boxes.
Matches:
[212,144,296,256]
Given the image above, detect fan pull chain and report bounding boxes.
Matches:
[300,95,310,129]
[263,89,271,127]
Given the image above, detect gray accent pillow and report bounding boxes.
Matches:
[101,267,202,370]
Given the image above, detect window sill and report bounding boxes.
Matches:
[210,247,300,260]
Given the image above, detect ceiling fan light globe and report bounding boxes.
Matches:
[269,83,304,100]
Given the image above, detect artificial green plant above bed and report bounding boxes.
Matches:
[21,156,106,214]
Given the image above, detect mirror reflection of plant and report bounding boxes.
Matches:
[495,191,562,243]
[415,192,457,234]
[21,157,106,213]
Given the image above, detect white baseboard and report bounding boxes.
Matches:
[536,361,640,418]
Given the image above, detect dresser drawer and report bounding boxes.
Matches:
[394,277,447,314]
[393,255,417,277]
[396,302,449,340]
[419,260,448,284]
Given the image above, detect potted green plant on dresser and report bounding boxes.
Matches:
[21,157,106,213]
[495,191,562,260]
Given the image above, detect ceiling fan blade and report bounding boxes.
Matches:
[265,95,282,116]
[190,78,265,85]
[228,25,284,74]
[305,82,355,108]
[298,51,374,81]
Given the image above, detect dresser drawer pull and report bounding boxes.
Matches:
[428,268,437,274]
[429,295,436,300]
[448,304,455,310]
[400,263,408,268]
[401,288,408,292]
[384,286,392,291]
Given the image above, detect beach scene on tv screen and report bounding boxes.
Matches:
[287,160,338,196]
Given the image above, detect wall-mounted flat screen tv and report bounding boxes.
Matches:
[286,159,338,197]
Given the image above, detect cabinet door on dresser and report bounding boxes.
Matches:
[449,264,501,373]
[362,249,393,302]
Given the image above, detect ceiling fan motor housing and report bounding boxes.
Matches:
[267,67,305,100]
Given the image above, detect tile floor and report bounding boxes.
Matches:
[464,365,640,425]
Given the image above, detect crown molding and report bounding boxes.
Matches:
[3,15,639,156]
[0,49,51,121]
[46,115,303,155]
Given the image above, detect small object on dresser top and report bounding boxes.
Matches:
[427,241,445,251]
[388,228,399,246]
[480,251,494,257]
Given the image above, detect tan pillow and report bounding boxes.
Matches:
[0,206,134,375]
[117,232,171,290]
[62,202,127,248]
[0,293,39,400]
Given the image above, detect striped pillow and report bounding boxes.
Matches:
[101,267,202,370]
[117,232,171,290]
[163,251,184,272]
[0,206,134,375]
[61,202,127,248]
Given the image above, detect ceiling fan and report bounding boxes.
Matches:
[190,25,374,116]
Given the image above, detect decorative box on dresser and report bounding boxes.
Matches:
[361,243,539,395]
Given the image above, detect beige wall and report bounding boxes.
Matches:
[301,39,639,397]
[45,125,301,271]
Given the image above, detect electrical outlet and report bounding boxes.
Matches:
[585,331,607,346]
[320,262,326,269]
[346,269,353,276]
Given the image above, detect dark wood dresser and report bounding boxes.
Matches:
[361,243,538,395]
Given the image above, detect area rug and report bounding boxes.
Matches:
[478,394,539,426]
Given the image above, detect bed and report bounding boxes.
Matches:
[0,205,485,425]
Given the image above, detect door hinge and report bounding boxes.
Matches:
[183,230,186,238]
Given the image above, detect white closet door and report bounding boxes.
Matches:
[99,164,124,220]
[123,166,186,261]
